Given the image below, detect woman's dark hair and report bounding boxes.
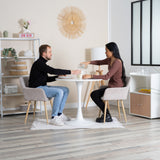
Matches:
[106,42,126,86]
[39,44,51,57]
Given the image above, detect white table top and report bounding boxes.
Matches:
[56,78,102,82]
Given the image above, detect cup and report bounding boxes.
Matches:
[77,73,83,79]
[77,70,84,79]
[78,63,88,69]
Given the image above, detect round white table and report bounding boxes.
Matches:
[56,78,101,121]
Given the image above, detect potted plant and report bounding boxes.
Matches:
[2,48,18,61]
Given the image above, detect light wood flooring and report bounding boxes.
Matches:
[1,106,160,160]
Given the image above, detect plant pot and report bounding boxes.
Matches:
[23,28,31,33]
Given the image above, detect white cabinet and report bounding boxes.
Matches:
[130,72,160,118]
[0,38,40,118]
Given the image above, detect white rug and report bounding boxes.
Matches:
[31,117,124,130]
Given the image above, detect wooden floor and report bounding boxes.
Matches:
[1,106,160,160]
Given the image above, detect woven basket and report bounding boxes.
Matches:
[9,70,28,75]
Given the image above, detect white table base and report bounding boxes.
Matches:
[76,81,84,121]
[56,78,101,122]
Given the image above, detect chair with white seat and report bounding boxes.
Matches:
[99,77,130,123]
[19,77,53,124]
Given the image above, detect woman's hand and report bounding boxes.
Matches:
[82,74,92,79]
[71,70,81,75]
[80,61,90,68]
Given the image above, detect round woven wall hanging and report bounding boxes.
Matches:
[57,6,86,39]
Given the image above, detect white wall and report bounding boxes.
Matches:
[108,0,131,108]
[109,0,131,76]
[0,0,108,106]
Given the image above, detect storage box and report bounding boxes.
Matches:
[4,83,18,94]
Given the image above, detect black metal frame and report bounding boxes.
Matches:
[131,0,160,66]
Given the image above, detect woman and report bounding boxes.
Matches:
[81,42,126,123]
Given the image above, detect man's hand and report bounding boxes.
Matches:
[82,74,92,79]
[71,70,81,75]
[58,75,66,77]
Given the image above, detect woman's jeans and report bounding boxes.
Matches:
[37,86,69,117]
[91,86,110,114]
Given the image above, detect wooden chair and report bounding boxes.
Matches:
[99,77,130,123]
[19,77,52,124]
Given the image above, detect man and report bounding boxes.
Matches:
[29,44,80,126]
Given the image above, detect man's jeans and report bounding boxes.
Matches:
[37,86,69,117]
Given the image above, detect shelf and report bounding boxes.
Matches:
[130,72,160,118]
[2,92,24,96]
[130,91,150,96]
[130,72,151,77]
[0,38,39,117]
[2,75,29,78]
[0,38,40,41]
[0,109,41,116]
[1,57,36,59]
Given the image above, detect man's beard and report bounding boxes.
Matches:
[46,56,51,60]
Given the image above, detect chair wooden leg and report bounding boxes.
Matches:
[25,101,31,124]
[50,99,53,109]
[85,81,95,109]
[107,102,110,111]
[104,101,108,123]
[44,101,48,124]
[33,101,36,119]
[117,100,121,119]
[121,100,127,122]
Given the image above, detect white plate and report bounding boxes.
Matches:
[58,75,73,79]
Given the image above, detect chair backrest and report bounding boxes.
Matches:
[116,76,130,99]
[19,76,29,88]
[19,76,49,101]
[102,76,131,100]
[125,76,130,89]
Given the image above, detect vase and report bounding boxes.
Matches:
[3,30,8,37]
[23,28,31,33]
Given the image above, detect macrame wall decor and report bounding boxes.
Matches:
[57,6,86,39]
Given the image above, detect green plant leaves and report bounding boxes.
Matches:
[2,48,18,61]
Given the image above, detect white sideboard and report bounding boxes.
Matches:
[130,72,160,118]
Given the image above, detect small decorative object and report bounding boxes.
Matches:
[19,33,34,38]
[20,102,33,111]
[3,30,8,37]
[4,83,18,94]
[57,6,86,39]
[138,88,151,94]
[24,50,32,57]
[2,48,18,61]
[18,19,31,33]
